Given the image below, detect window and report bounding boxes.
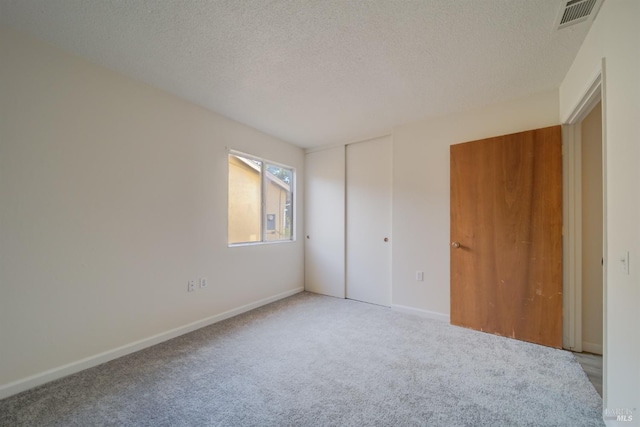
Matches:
[228,151,294,245]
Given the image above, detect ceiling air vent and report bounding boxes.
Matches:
[555,0,603,29]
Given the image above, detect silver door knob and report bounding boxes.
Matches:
[451,241,461,249]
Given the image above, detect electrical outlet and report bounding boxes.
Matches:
[187,280,196,292]
[200,277,208,288]
[415,271,424,281]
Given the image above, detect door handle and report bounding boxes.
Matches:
[384,237,389,242]
[451,241,461,249]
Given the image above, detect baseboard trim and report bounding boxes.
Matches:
[582,341,603,355]
[392,304,450,323]
[0,287,304,400]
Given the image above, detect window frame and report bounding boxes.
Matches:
[227,149,296,247]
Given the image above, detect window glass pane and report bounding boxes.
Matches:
[228,154,262,244]
[227,151,294,245]
[264,164,293,241]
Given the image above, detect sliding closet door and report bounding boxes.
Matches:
[346,136,392,306]
[304,147,345,298]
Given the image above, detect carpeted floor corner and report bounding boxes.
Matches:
[0,292,604,426]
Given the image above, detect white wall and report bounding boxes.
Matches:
[391,90,559,318]
[0,27,304,397]
[559,1,640,421]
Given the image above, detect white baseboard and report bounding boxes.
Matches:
[392,304,450,323]
[582,341,603,355]
[0,287,304,400]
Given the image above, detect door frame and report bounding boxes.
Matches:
[562,60,607,366]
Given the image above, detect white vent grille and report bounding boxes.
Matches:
[556,0,603,29]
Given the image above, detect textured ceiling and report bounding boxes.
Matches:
[0,1,592,148]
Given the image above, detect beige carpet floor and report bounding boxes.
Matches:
[0,292,604,426]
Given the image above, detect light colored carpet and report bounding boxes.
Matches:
[0,292,603,426]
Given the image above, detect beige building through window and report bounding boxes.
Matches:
[228,153,293,244]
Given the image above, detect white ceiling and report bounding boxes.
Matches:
[0,1,592,148]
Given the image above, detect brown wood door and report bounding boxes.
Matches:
[450,125,562,348]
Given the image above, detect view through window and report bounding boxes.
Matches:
[228,152,293,244]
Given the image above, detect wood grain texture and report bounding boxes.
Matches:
[450,125,562,348]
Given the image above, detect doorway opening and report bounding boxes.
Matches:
[580,100,603,356]
[562,66,606,397]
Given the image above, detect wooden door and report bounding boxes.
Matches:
[305,147,346,298]
[450,126,562,348]
[346,136,392,306]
